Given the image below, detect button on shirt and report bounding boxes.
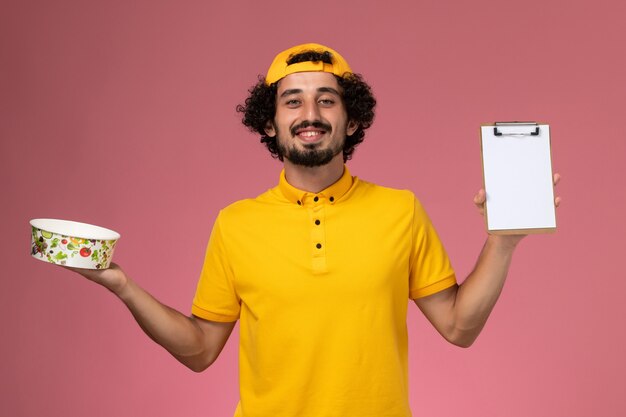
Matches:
[192,166,457,417]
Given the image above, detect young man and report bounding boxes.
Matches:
[71,43,560,417]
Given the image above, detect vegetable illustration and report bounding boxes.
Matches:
[30,225,116,269]
[54,252,68,261]
[70,237,85,245]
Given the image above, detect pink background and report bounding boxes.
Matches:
[2,1,625,416]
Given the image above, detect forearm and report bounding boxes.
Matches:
[114,277,214,370]
[451,234,520,345]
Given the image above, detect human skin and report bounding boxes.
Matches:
[267,71,563,349]
[415,180,561,347]
[67,70,561,369]
[264,71,357,193]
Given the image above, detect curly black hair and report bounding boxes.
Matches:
[236,51,376,162]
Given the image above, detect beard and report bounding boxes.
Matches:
[275,121,345,167]
[278,142,341,167]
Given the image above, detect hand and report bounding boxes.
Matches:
[473,173,562,247]
[63,262,129,296]
[473,173,562,216]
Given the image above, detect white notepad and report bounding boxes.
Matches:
[480,122,557,234]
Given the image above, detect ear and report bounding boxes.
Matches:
[264,121,276,137]
[346,120,359,137]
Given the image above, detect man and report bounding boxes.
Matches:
[72,43,560,417]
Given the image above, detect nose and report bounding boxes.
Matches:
[303,99,321,121]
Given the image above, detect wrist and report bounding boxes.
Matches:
[486,233,524,252]
[111,272,132,301]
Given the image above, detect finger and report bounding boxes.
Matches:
[473,189,486,216]
[61,264,103,281]
[473,189,486,206]
[555,196,561,208]
[553,173,561,186]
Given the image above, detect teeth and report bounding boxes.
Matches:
[300,131,321,137]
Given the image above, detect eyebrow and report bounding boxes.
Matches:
[279,87,342,98]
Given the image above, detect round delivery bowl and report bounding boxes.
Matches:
[30,219,120,269]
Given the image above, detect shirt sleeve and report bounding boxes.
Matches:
[191,212,241,322]
[408,196,457,299]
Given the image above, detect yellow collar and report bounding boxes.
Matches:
[278,166,354,206]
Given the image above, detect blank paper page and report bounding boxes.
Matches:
[481,124,556,232]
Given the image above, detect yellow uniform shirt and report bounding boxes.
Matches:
[192,167,456,417]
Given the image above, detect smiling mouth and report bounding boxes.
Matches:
[296,129,325,142]
[291,121,331,143]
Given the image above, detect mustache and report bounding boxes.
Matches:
[290,121,332,137]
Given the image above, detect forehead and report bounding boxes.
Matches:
[276,72,341,95]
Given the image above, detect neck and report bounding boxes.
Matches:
[283,154,345,193]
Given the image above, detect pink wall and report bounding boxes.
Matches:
[2,1,625,416]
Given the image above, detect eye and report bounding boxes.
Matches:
[318,98,335,106]
[285,99,301,107]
